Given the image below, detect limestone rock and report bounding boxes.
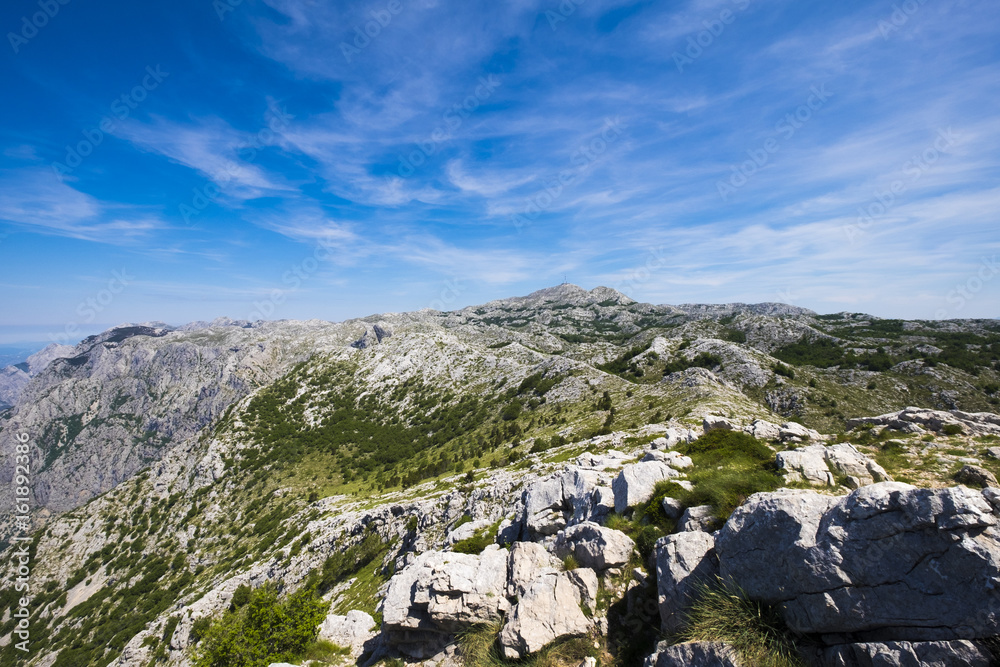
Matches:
[847,407,1000,437]
[677,505,718,533]
[776,443,890,488]
[779,421,823,442]
[613,461,680,514]
[318,610,377,657]
[744,418,781,441]
[643,641,742,667]
[642,450,693,470]
[955,464,999,489]
[654,532,718,636]
[382,547,510,657]
[523,466,618,538]
[499,569,597,659]
[661,497,684,520]
[553,521,635,571]
[716,483,1000,639]
[508,542,561,599]
[702,415,736,432]
[814,640,992,667]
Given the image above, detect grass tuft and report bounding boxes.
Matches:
[681,579,804,667]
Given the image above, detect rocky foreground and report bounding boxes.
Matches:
[90,410,1000,667]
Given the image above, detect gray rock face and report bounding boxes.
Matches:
[654,532,718,636]
[0,320,351,524]
[507,542,561,598]
[702,415,736,432]
[661,497,684,520]
[641,449,693,470]
[814,640,992,667]
[613,461,680,514]
[778,421,823,443]
[318,610,377,657]
[744,418,781,440]
[643,641,742,667]
[522,466,621,537]
[776,443,890,488]
[382,547,511,657]
[955,464,999,488]
[716,483,1000,640]
[499,568,597,659]
[847,407,1000,436]
[0,365,29,408]
[553,521,635,571]
[677,505,718,533]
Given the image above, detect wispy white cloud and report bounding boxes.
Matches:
[0,169,164,243]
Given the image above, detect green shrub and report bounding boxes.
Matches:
[772,364,795,379]
[942,424,964,436]
[682,579,804,667]
[194,584,329,667]
[562,555,579,571]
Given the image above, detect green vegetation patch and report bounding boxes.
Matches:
[194,583,329,667]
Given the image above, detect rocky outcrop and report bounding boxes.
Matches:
[744,418,782,440]
[776,443,890,488]
[507,542,561,598]
[955,464,999,488]
[848,407,1000,436]
[350,323,392,349]
[553,521,635,571]
[521,464,621,538]
[318,610,378,658]
[613,461,681,513]
[382,547,511,657]
[715,483,1000,640]
[499,568,597,659]
[812,640,992,667]
[644,641,742,667]
[676,505,717,533]
[654,532,718,636]
[641,449,693,470]
[702,415,736,432]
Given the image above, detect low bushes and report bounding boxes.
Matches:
[193,583,329,667]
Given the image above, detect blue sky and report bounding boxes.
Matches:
[1,0,998,345]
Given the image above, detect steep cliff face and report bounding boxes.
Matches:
[0,320,367,526]
[0,285,998,667]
